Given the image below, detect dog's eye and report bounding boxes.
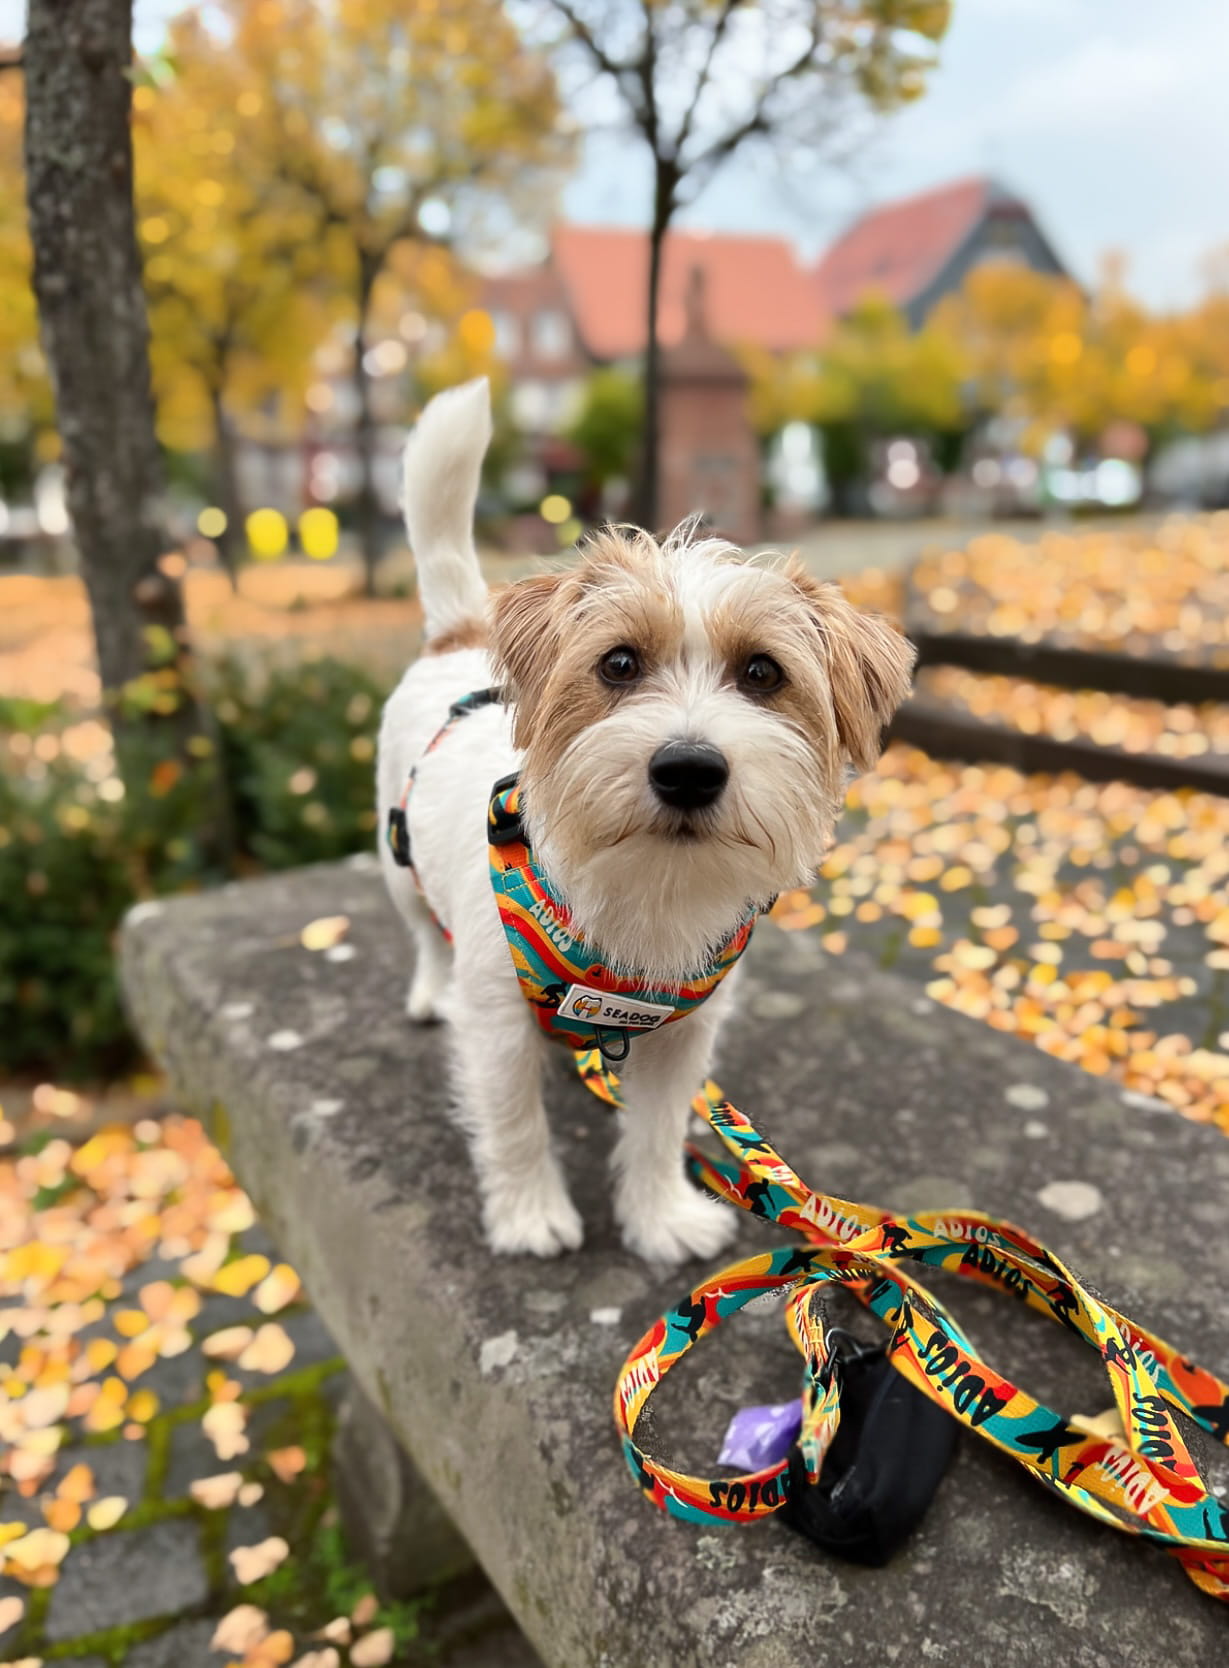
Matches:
[599,646,641,686]
[740,654,785,694]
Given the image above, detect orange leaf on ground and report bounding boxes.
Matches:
[254,1630,295,1667]
[350,1594,378,1627]
[116,1340,158,1382]
[56,1463,95,1503]
[42,1498,80,1533]
[266,1446,306,1484]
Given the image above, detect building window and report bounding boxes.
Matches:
[491,310,520,359]
[532,308,569,359]
[511,380,551,431]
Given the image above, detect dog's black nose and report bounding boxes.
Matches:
[648,741,729,810]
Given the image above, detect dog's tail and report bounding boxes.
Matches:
[402,377,492,646]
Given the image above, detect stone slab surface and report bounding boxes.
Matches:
[45,1519,209,1640]
[120,858,1229,1668]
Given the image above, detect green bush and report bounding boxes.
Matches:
[0,656,389,1081]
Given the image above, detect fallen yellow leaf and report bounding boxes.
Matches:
[126,1389,159,1424]
[211,1255,271,1298]
[0,1593,25,1632]
[3,1526,71,1574]
[300,915,349,951]
[85,1496,127,1532]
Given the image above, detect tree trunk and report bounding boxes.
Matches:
[634,214,668,533]
[209,384,245,592]
[352,262,381,596]
[22,0,208,779]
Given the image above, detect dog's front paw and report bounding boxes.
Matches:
[620,1184,738,1267]
[482,1164,584,1258]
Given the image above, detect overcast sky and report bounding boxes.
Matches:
[565,0,1229,308]
[4,0,1226,307]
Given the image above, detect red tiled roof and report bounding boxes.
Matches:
[813,176,1008,317]
[551,224,823,359]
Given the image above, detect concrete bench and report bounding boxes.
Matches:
[120,857,1229,1668]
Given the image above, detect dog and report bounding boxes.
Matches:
[377,378,913,1264]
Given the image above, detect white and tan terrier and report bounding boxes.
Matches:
[378,379,913,1264]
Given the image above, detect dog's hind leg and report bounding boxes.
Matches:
[404,895,452,1023]
[380,848,453,1024]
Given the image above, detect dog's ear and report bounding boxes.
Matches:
[489,572,569,747]
[787,560,915,772]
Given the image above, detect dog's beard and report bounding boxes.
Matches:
[524,693,837,982]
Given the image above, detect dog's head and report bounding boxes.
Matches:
[490,525,914,977]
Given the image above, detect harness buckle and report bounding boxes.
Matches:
[387,807,412,868]
[488,773,527,847]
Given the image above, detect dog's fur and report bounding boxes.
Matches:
[378,379,914,1263]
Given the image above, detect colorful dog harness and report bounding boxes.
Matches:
[599,1066,1229,1603]
[487,776,756,1060]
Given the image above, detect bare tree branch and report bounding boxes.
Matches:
[686,10,824,179]
[673,0,739,158]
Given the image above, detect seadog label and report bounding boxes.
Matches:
[559,984,673,1031]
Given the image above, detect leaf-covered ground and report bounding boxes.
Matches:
[0,1114,434,1667]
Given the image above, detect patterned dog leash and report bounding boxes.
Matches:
[583,1058,1229,1603]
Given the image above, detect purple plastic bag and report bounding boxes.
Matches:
[717,1397,803,1470]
